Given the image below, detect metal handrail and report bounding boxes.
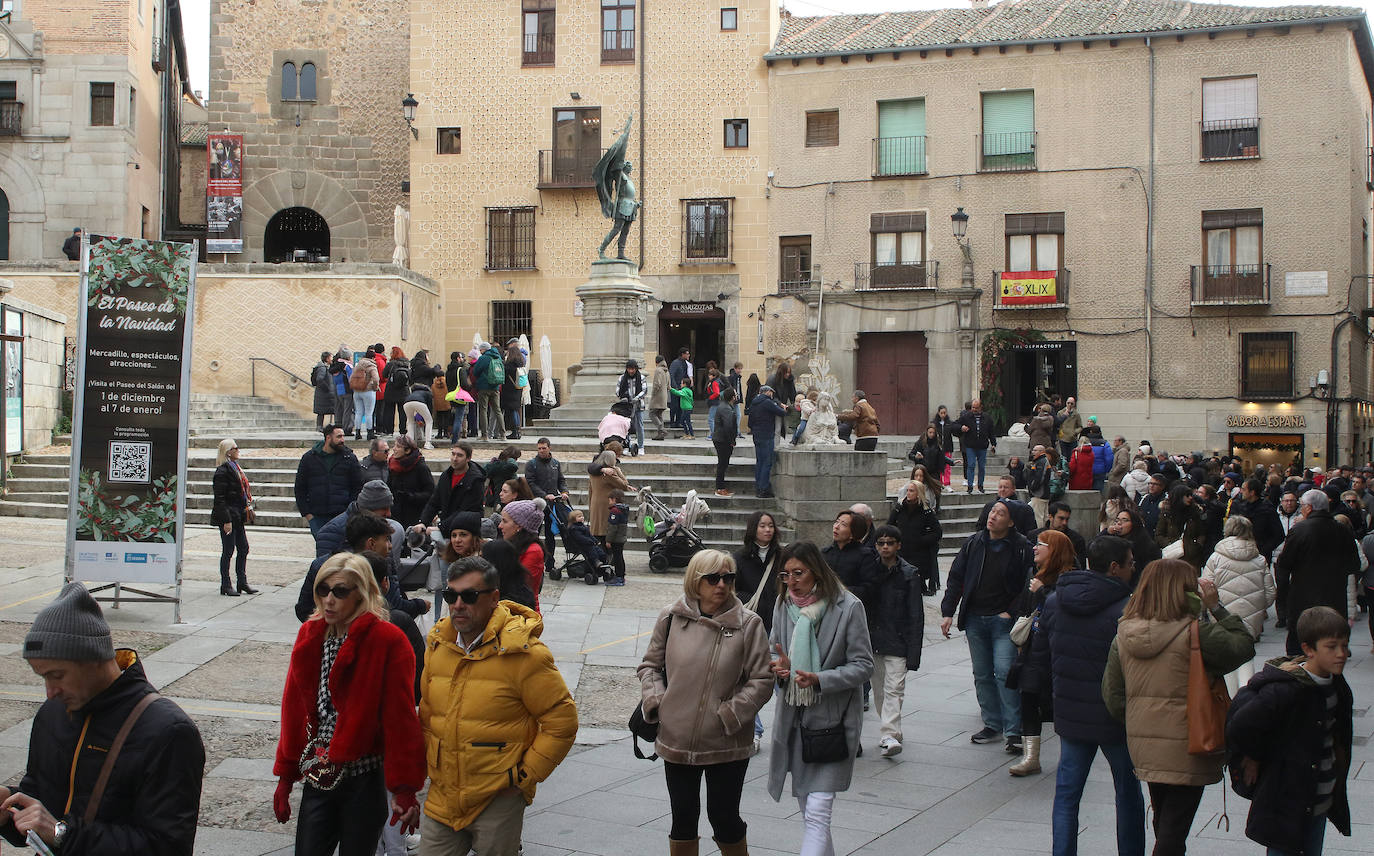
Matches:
[249,357,310,396]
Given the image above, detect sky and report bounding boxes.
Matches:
[176,0,1374,99]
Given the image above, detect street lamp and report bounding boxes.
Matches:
[402,93,419,140]
[951,207,973,288]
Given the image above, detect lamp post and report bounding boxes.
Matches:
[951,207,973,289]
[402,93,419,140]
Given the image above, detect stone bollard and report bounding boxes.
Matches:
[774,446,890,544]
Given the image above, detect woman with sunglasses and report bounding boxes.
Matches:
[211,438,258,596]
[274,553,425,856]
[638,550,773,856]
[767,542,875,856]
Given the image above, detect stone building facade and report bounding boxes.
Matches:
[207,0,411,263]
[409,0,776,386]
[766,0,1374,466]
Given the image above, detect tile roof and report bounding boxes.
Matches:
[180,121,208,147]
[768,0,1365,57]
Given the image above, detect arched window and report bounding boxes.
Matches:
[264,206,329,263]
[299,62,317,101]
[0,188,9,261]
[281,62,297,100]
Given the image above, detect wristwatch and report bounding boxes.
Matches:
[52,820,68,848]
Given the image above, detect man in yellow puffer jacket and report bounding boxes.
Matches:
[418,556,578,855]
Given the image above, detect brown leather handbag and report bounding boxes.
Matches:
[1186,621,1231,756]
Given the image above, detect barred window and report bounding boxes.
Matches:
[683,198,731,262]
[491,300,533,349]
[485,207,536,270]
[1240,332,1293,399]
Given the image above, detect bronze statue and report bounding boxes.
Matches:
[595,114,640,260]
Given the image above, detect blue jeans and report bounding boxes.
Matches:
[753,432,776,494]
[791,419,808,444]
[1266,814,1327,856]
[679,410,694,436]
[308,515,328,538]
[963,613,1020,735]
[707,403,718,439]
[449,403,467,443]
[352,390,376,433]
[1053,737,1145,856]
[630,406,645,449]
[964,447,988,489]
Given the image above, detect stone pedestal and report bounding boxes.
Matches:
[774,446,890,544]
[569,259,653,406]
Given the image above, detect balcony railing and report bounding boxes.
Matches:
[977,131,1036,172]
[872,135,927,177]
[151,36,165,71]
[855,261,938,291]
[779,279,813,296]
[536,148,606,189]
[0,101,22,136]
[522,32,554,66]
[992,269,1069,308]
[1200,118,1259,161]
[1191,263,1271,305]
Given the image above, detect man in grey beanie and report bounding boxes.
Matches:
[0,583,205,853]
[312,478,398,560]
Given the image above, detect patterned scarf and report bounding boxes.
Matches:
[784,597,827,708]
[232,460,252,504]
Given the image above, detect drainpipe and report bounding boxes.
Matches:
[1145,36,1155,419]
[637,0,646,270]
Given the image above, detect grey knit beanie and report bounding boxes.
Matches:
[24,582,115,662]
[357,479,394,510]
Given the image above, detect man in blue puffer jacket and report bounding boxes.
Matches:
[1031,534,1144,856]
[1090,437,1111,492]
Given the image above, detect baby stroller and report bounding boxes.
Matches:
[639,487,709,573]
[545,499,618,586]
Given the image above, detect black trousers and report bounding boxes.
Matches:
[714,441,733,489]
[1146,782,1204,856]
[1020,690,1042,736]
[295,768,388,856]
[218,519,249,588]
[663,758,749,844]
[608,541,626,578]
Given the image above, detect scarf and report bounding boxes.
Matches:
[784,597,827,708]
[388,447,422,473]
[232,460,252,504]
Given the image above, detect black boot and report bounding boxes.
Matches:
[220,580,240,597]
[237,578,259,595]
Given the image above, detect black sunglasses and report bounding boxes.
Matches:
[701,572,737,587]
[315,583,356,600]
[442,587,495,605]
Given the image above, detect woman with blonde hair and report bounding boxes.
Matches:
[1200,514,1276,695]
[767,542,875,855]
[1102,559,1254,856]
[273,553,426,856]
[639,550,773,855]
[211,438,258,596]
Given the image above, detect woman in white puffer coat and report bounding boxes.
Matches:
[1200,514,1276,695]
[1119,460,1151,502]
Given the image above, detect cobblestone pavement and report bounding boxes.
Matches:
[0,517,1370,855]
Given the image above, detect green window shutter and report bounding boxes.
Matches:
[876,98,926,174]
[982,90,1033,156]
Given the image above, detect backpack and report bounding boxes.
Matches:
[1049,461,1067,499]
[485,353,504,386]
[389,360,410,389]
[349,364,368,391]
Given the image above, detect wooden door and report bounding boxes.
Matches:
[855,333,929,436]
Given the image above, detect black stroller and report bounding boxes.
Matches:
[639,487,709,573]
[545,500,617,585]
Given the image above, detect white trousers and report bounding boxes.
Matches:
[797,791,835,856]
[870,654,908,743]
[403,401,433,446]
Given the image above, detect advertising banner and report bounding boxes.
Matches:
[999,270,1059,305]
[207,133,243,253]
[66,236,196,618]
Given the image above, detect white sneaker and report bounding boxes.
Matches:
[879,738,903,758]
[424,442,434,450]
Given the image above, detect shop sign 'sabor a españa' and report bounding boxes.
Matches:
[1000,271,1058,305]
[65,235,196,621]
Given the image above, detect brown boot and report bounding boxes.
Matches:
[714,835,749,856]
[1008,735,1042,776]
[668,837,699,856]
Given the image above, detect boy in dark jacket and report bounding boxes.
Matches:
[870,525,925,758]
[1226,605,1353,856]
[604,490,629,585]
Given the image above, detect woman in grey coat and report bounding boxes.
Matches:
[768,541,875,856]
[311,351,335,427]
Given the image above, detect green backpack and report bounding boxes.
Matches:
[484,353,504,386]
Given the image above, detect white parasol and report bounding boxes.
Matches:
[391,205,409,267]
[539,335,556,407]
[472,332,482,350]
[518,333,531,407]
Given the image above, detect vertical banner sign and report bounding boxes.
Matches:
[66,236,196,619]
[2,309,20,455]
[206,133,243,253]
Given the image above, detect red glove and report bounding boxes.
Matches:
[273,778,293,823]
[390,789,420,834]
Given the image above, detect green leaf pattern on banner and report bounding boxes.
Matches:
[76,469,179,543]
[85,236,193,315]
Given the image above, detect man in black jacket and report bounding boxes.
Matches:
[869,525,925,758]
[940,500,1034,752]
[1030,501,1087,567]
[974,475,1037,537]
[1137,474,1167,534]
[525,438,569,573]
[1031,535,1144,856]
[1276,490,1360,655]
[412,441,485,532]
[294,424,362,539]
[2,584,205,854]
[955,399,997,493]
[1231,478,1284,562]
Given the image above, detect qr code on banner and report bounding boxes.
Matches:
[108,441,152,483]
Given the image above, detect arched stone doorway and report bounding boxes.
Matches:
[263,207,329,263]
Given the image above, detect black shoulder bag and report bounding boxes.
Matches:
[800,691,854,764]
[629,616,672,760]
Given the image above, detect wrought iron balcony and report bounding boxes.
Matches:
[536,148,606,189]
[1190,263,1270,305]
[855,261,938,291]
[871,135,927,177]
[991,269,1069,308]
[1200,118,1259,161]
[977,131,1036,173]
[0,101,22,136]
[779,278,813,296]
[522,32,554,66]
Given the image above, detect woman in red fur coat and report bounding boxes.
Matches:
[1068,439,1096,491]
[273,553,426,856]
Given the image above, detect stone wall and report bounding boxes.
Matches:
[208,0,410,263]
[773,446,889,544]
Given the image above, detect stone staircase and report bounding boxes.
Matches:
[188,393,320,437]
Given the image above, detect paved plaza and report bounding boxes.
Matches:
[0,516,1370,855]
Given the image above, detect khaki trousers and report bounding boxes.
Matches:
[418,790,525,856]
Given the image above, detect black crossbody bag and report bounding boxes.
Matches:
[800,691,854,764]
[629,616,672,760]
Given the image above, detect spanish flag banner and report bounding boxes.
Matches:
[999,271,1058,305]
